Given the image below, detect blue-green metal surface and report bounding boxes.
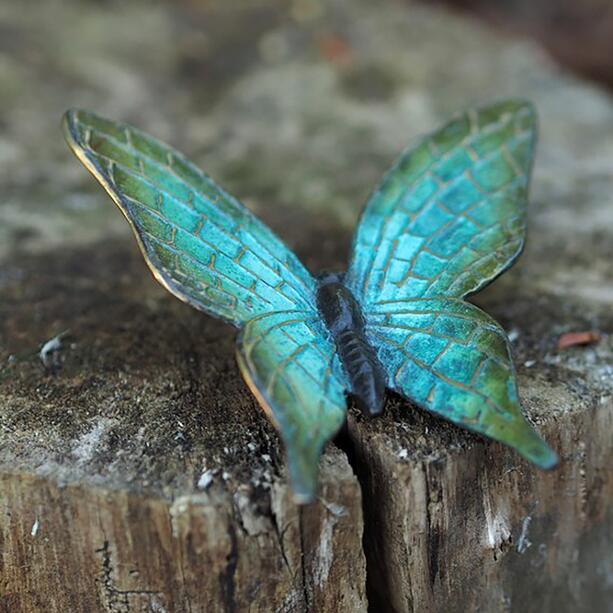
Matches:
[365,298,557,468]
[236,312,347,503]
[62,110,316,327]
[346,99,533,304]
[347,99,556,470]
[64,99,558,503]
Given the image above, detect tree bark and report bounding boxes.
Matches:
[0,455,366,612]
[0,245,367,613]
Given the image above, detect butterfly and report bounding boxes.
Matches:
[63,99,558,503]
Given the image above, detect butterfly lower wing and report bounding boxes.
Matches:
[346,100,536,305]
[237,311,348,502]
[365,298,558,468]
[63,109,316,327]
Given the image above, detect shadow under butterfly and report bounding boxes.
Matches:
[63,100,558,503]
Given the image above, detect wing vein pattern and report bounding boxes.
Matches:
[64,109,350,502]
[347,100,536,305]
[64,109,316,326]
[349,100,557,468]
[237,312,348,501]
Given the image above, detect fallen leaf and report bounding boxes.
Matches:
[557,330,600,350]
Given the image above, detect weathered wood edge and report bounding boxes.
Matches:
[345,374,613,613]
[0,451,366,613]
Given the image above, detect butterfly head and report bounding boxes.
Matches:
[316,270,345,287]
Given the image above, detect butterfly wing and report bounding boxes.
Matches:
[63,109,317,326]
[347,100,556,467]
[364,298,557,468]
[64,109,349,501]
[346,100,536,305]
[236,312,347,502]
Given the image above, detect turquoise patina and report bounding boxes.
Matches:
[63,100,558,503]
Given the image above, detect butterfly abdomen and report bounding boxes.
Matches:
[336,329,386,416]
[316,273,386,416]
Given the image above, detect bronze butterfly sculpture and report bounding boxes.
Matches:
[64,100,557,503]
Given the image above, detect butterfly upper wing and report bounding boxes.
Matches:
[364,298,557,468]
[348,100,557,467]
[236,311,348,502]
[63,109,317,327]
[346,100,536,305]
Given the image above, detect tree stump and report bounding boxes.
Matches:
[1,1,611,611]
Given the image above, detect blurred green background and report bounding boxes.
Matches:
[2,0,613,367]
[1,0,612,273]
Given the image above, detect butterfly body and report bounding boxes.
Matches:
[316,272,386,417]
[63,100,559,503]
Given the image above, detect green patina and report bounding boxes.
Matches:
[63,99,557,502]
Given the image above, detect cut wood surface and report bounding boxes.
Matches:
[1,1,612,611]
